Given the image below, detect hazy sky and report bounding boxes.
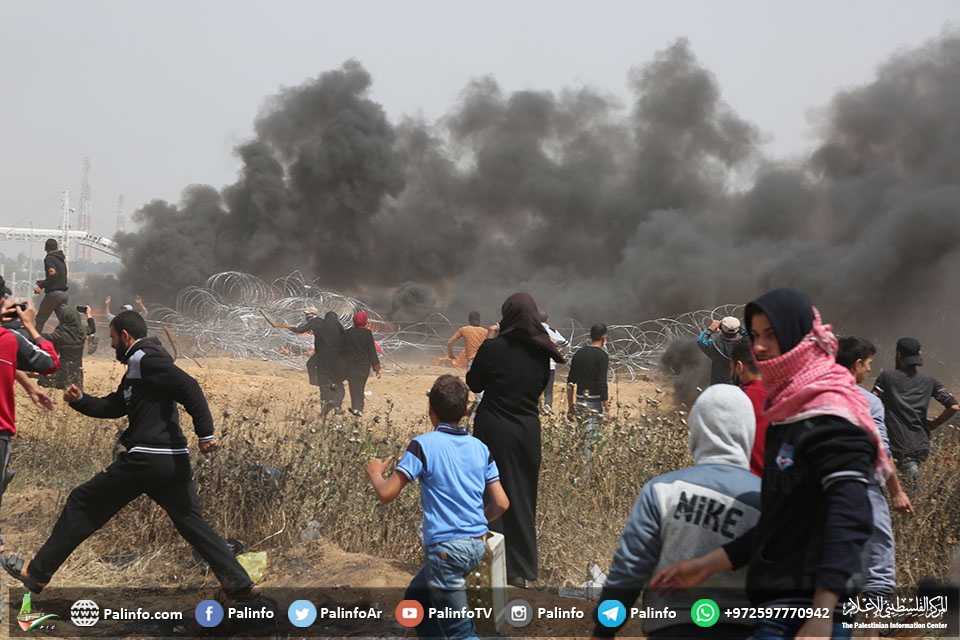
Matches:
[2,1,957,240]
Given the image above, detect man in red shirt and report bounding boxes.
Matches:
[730,337,767,476]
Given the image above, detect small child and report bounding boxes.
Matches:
[366,374,509,640]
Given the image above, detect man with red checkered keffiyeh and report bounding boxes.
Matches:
[650,288,884,640]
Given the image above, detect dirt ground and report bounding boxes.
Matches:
[0,351,673,638]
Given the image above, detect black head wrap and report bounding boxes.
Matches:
[498,292,564,363]
[744,288,814,355]
[318,311,345,347]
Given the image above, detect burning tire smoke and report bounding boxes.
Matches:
[115,34,960,340]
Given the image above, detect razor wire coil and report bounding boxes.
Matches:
[144,272,742,379]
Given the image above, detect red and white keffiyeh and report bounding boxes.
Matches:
[755,307,893,481]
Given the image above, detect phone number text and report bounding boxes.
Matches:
[723,607,831,620]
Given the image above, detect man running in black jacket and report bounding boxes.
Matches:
[2,311,256,597]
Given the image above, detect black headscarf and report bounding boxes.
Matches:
[744,287,814,354]
[318,311,345,347]
[498,292,564,363]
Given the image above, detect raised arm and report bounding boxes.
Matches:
[8,301,58,374]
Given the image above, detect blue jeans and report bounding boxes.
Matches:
[747,618,851,639]
[404,536,487,640]
[577,398,603,465]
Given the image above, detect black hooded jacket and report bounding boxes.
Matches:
[39,250,68,292]
[69,337,214,453]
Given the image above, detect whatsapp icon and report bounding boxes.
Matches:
[691,599,719,627]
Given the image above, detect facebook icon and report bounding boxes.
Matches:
[195,600,225,627]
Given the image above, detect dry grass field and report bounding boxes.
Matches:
[1,351,957,636]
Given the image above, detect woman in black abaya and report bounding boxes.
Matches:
[314,311,347,415]
[466,292,564,587]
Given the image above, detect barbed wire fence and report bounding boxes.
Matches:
[137,271,742,380]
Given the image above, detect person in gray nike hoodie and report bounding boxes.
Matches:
[593,384,760,639]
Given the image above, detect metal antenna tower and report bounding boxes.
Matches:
[116,194,125,232]
[77,157,92,262]
[59,190,71,261]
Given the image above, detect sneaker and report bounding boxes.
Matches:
[348,408,363,417]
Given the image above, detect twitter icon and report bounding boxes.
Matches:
[288,600,318,628]
[597,600,626,628]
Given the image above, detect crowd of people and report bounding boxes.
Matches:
[0,240,258,599]
[0,238,950,640]
[366,287,951,640]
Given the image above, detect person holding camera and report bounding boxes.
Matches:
[0,285,59,553]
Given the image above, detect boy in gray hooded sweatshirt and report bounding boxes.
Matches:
[593,385,760,639]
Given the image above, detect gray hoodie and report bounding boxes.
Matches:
[599,384,761,635]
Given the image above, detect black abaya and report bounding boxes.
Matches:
[466,335,550,582]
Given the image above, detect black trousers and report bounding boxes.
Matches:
[317,372,345,414]
[306,354,320,387]
[543,369,556,408]
[346,368,370,412]
[30,452,252,590]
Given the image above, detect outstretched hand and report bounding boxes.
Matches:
[650,557,714,596]
[28,387,54,411]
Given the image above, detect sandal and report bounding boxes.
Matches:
[2,553,44,594]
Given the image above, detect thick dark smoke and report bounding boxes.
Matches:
[660,339,709,407]
[115,34,960,354]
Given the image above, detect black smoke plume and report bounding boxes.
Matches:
[660,339,709,407]
[115,34,960,354]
